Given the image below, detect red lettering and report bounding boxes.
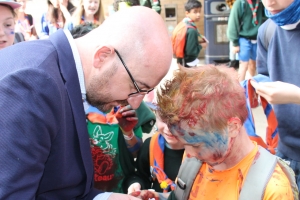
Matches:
[94,174,114,182]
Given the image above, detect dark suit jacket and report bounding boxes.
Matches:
[0,30,101,199]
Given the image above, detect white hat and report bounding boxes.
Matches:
[0,0,21,9]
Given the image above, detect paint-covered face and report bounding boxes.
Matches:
[186,7,201,22]
[0,5,15,50]
[156,116,183,149]
[83,0,100,16]
[262,0,294,15]
[170,125,233,166]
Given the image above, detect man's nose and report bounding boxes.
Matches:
[127,95,144,109]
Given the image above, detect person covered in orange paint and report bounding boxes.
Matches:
[130,65,297,200]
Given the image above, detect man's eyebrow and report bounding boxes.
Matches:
[5,17,14,20]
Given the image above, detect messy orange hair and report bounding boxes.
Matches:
[157,65,248,133]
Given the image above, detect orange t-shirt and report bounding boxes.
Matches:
[188,143,294,200]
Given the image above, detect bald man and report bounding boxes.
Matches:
[0,6,172,200]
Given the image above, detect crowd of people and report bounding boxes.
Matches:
[1,0,300,199]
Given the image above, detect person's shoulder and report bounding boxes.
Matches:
[257,19,275,38]
[144,137,152,146]
[263,163,295,199]
[186,26,199,39]
[232,0,243,7]
[186,26,198,33]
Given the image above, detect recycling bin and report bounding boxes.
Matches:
[204,0,230,64]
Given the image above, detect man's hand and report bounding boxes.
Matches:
[200,42,207,49]
[108,193,141,200]
[250,80,300,104]
[128,183,141,194]
[129,190,159,200]
[115,105,138,133]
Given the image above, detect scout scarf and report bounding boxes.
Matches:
[183,17,200,37]
[265,0,300,26]
[149,133,177,193]
[247,0,260,26]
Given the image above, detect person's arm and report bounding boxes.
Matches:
[0,70,61,199]
[185,28,202,60]
[59,3,74,31]
[250,80,300,105]
[227,0,242,51]
[127,138,152,194]
[256,21,270,76]
[116,105,143,158]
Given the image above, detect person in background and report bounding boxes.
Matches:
[127,108,184,194]
[72,0,104,27]
[140,0,160,14]
[39,0,73,39]
[0,0,21,50]
[14,0,38,41]
[256,0,300,190]
[61,0,76,14]
[0,6,172,199]
[176,0,206,68]
[227,0,266,81]
[131,65,296,200]
[113,0,139,12]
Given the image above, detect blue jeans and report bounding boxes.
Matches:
[238,37,257,61]
[276,151,300,190]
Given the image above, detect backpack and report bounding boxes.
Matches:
[171,21,196,58]
[174,147,299,200]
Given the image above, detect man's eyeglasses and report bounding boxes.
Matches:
[115,49,154,97]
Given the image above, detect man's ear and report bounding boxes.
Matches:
[93,46,114,68]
